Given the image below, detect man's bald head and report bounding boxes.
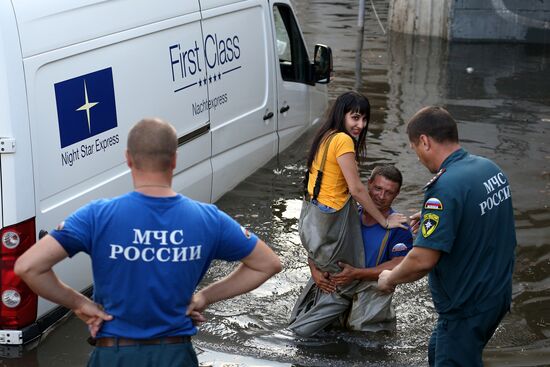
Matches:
[127,118,177,172]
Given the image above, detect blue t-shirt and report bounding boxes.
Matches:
[50,192,257,338]
[414,148,516,318]
[360,209,413,268]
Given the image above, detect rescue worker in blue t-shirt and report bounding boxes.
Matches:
[15,118,282,367]
[378,107,516,366]
[328,165,413,330]
[330,165,412,288]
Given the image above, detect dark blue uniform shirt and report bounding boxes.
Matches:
[414,148,516,319]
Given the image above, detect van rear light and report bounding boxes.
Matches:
[2,290,21,308]
[2,231,20,249]
[0,218,38,329]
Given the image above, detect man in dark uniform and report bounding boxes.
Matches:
[378,106,516,366]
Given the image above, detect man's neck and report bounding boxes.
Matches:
[134,184,176,197]
[432,143,462,171]
[132,173,176,197]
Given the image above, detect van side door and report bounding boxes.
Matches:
[16,0,210,316]
[200,0,278,202]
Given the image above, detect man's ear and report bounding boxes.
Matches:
[170,153,177,170]
[419,134,431,151]
[125,150,133,168]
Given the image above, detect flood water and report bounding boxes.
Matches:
[4,1,550,366]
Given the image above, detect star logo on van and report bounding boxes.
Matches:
[54,67,118,148]
[76,80,99,133]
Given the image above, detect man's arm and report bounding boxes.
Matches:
[338,153,407,229]
[331,257,404,285]
[14,235,112,336]
[378,246,441,292]
[186,239,281,317]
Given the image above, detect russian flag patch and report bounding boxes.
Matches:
[424,197,443,211]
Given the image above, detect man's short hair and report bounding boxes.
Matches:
[406,106,459,144]
[127,118,177,171]
[369,165,403,189]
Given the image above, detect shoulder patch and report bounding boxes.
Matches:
[391,243,408,252]
[424,198,443,211]
[423,168,446,190]
[240,226,251,239]
[421,213,439,238]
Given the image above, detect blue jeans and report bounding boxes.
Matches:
[88,342,198,367]
[312,199,336,213]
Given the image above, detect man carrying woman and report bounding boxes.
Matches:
[289,92,407,336]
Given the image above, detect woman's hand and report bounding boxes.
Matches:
[386,212,408,229]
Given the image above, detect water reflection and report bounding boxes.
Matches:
[386,33,448,124]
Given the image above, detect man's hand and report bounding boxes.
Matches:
[311,265,336,293]
[409,211,421,234]
[186,292,208,325]
[73,299,113,338]
[330,261,357,286]
[378,269,396,293]
[183,240,280,327]
[14,235,112,338]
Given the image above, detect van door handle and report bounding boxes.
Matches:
[280,105,290,113]
[263,111,274,120]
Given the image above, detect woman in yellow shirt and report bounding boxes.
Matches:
[305,91,407,292]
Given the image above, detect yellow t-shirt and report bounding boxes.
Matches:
[307,132,355,210]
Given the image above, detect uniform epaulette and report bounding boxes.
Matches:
[423,168,446,190]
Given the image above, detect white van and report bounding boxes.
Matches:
[0,0,332,346]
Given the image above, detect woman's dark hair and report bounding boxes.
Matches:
[306,91,371,168]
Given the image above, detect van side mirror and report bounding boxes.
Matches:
[313,44,333,84]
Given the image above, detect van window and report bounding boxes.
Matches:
[273,4,310,84]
